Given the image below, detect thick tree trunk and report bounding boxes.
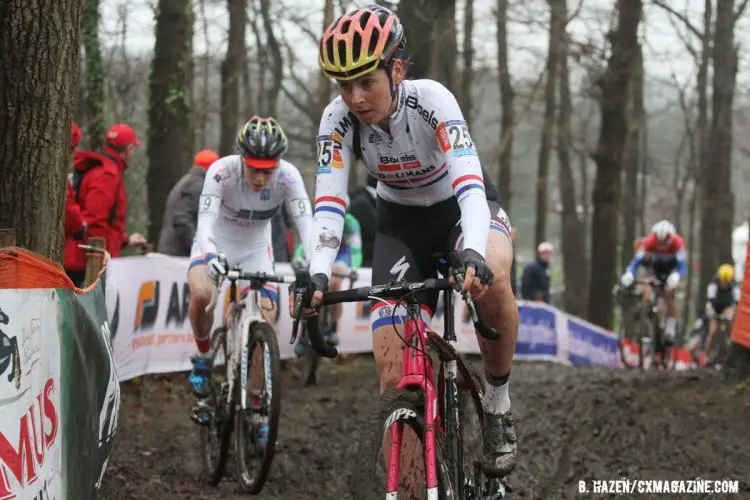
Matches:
[398,0,433,79]
[0,0,83,261]
[620,43,643,269]
[459,0,474,121]
[587,0,643,328]
[147,0,194,243]
[82,0,106,149]
[260,0,282,117]
[694,0,713,313]
[497,0,515,211]
[430,0,458,91]
[218,0,246,156]
[557,15,588,317]
[534,0,564,248]
[701,0,736,307]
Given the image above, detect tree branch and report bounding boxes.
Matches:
[735,0,750,23]
[567,0,585,24]
[651,0,702,38]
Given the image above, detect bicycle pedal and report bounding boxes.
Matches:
[190,401,213,426]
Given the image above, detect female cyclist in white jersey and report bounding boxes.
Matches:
[294,4,518,479]
[188,117,313,405]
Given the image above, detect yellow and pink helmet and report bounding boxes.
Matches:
[318,5,405,81]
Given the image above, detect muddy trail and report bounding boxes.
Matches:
[100,356,750,499]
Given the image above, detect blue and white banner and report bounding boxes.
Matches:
[104,254,619,381]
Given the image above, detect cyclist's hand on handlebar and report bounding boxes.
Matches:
[460,249,493,300]
[287,273,328,319]
[207,254,228,284]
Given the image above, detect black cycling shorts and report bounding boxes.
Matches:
[371,196,511,316]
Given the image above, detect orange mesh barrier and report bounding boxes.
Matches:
[0,246,89,291]
[731,241,750,349]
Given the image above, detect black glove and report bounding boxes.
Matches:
[461,248,494,287]
[311,273,329,293]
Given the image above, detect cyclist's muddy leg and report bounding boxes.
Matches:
[665,289,677,339]
[188,264,215,355]
[476,228,517,412]
[705,315,718,355]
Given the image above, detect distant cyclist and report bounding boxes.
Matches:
[703,264,741,360]
[292,4,518,478]
[187,117,313,427]
[293,204,362,348]
[620,220,686,345]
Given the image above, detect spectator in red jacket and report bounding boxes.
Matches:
[63,123,148,285]
[65,122,86,239]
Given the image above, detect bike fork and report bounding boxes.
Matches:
[444,359,463,499]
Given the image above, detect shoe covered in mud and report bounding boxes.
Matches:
[188,355,212,397]
[294,338,307,357]
[481,410,518,478]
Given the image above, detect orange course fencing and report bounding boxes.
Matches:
[730,241,750,349]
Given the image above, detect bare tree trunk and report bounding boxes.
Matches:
[534,0,564,248]
[248,4,267,115]
[260,0,283,116]
[557,14,588,317]
[430,0,458,90]
[147,0,194,243]
[0,0,83,261]
[459,0,474,121]
[398,0,433,79]
[695,0,713,312]
[82,0,106,148]
[497,0,515,211]
[218,0,246,156]
[196,0,211,148]
[701,0,737,308]
[620,43,643,268]
[587,0,643,328]
[313,0,334,192]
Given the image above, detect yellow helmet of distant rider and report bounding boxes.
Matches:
[318,4,405,81]
[717,263,734,284]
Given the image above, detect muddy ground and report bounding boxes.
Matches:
[100,356,750,499]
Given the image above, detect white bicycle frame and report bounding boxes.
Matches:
[205,270,278,412]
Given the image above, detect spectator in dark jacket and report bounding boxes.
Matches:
[157,149,220,256]
[521,241,554,303]
[347,175,377,267]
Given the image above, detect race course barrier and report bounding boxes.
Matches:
[0,248,119,500]
[105,253,626,382]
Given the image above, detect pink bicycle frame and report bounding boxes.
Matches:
[385,308,442,497]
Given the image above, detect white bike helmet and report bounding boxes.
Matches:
[651,220,676,243]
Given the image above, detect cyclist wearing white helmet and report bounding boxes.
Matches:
[291,4,518,479]
[620,220,687,343]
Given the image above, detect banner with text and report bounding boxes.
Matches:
[105,254,621,381]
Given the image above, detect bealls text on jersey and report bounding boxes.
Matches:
[405,95,439,130]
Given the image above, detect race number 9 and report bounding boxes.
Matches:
[199,195,219,214]
[289,198,311,218]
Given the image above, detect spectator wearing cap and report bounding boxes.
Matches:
[157,149,220,256]
[521,241,554,303]
[63,123,148,286]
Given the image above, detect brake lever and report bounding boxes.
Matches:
[290,269,313,345]
[449,250,499,340]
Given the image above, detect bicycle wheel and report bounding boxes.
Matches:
[618,311,642,369]
[234,321,282,493]
[350,389,453,500]
[200,327,234,486]
[455,364,510,499]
